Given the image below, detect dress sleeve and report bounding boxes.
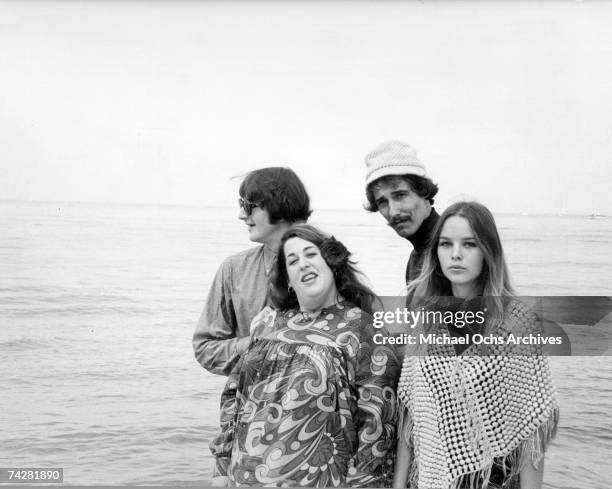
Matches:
[208,356,242,476]
[346,321,401,487]
[192,259,249,376]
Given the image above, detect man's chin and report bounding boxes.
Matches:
[393,223,415,238]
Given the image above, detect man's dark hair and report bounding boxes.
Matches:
[239,167,312,224]
[365,174,439,212]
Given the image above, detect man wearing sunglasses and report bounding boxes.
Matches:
[193,167,311,376]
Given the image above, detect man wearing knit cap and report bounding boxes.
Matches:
[364,141,440,284]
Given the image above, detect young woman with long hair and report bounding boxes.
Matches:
[394,202,559,489]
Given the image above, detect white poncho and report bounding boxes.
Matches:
[398,301,559,489]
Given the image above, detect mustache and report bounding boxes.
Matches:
[388,215,413,227]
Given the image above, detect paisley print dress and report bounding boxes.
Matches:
[210,301,399,487]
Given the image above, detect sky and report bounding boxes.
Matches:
[1,0,611,215]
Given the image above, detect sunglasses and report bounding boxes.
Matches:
[238,197,259,215]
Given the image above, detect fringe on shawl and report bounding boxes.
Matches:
[403,410,421,489]
[445,404,560,489]
[398,302,560,489]
[399,402,411,445]
[398,381,560,489]
[504,404,560,477]
[397,402,420,489]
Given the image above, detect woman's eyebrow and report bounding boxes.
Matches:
[439,235,475,240]
[286,246,316,258]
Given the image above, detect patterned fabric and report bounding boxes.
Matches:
[210,301,400,487]
[397,300,559,489]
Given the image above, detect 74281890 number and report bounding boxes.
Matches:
[0,468,63,483]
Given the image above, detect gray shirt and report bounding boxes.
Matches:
[193,246,271,376]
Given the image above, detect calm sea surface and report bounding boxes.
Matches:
[1,201,611,487]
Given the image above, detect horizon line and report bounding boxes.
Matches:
[0,198,606,218]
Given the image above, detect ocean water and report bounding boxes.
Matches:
[0,201,611,487]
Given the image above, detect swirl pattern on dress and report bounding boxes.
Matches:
[210,302,400,487]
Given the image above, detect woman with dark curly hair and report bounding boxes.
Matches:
[210,224,400,487]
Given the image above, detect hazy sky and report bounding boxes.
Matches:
[1,1,611,214]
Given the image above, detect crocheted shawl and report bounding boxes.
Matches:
[397,300,559,489]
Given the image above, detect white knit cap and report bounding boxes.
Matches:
[364,140,427,187]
